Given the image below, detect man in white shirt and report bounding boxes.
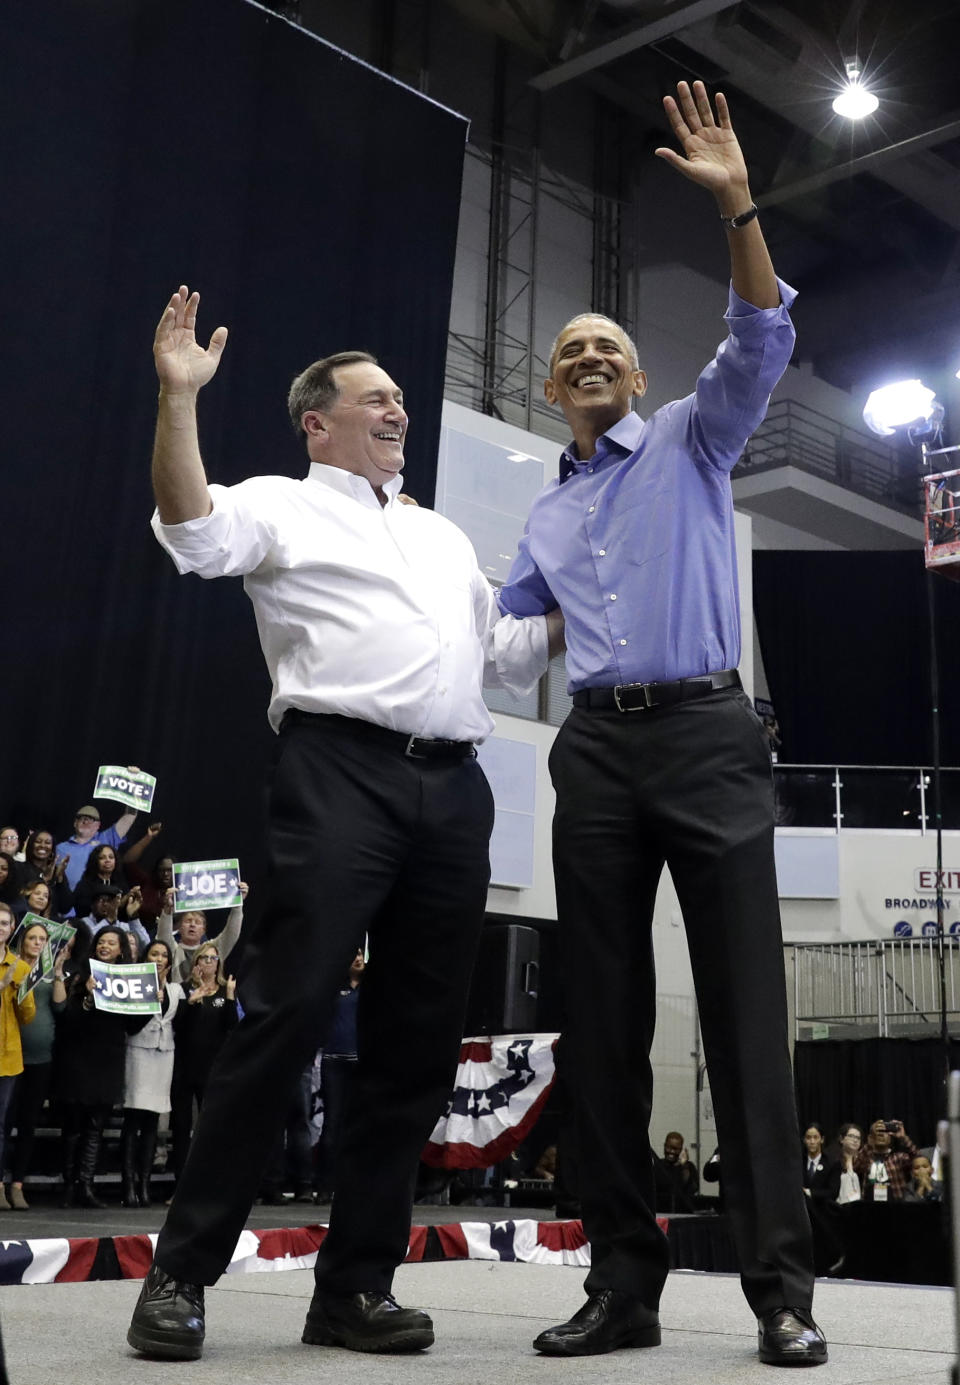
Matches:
[128,286,558,1363]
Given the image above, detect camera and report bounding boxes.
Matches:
[883,1121,899,1133]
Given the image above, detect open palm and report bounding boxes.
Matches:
[655,81,748,195]
[154,285,228,393]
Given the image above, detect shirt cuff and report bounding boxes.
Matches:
[726,275,797,320]
[151,486,234,576]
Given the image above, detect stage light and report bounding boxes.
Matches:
[863,380,938,436]
[832,61,879,120]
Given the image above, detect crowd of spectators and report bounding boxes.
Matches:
[0,804,258,1210]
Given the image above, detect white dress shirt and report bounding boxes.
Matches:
[153,464,548,742]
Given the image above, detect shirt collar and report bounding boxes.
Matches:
[558,410,645,482]
[307,462,404,507]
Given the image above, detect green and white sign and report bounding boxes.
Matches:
[12,915,75,965]
[18,942,54,1004]
[90,960,161,1015]
[173,858,242,913]
[93,765,157,812]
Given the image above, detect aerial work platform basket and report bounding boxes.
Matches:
[924,468,960,579]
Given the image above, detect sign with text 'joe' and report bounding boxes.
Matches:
[93,765,156,813]
[173,859,242,913]
[90,960,160,1015]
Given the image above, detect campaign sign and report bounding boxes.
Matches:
[93,765,156,813]
[173,859,242,913]
[91,960,160,1015]
[11,915,75,965]
[17,942,54,1005]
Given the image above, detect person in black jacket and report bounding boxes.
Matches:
[53,927,148,1207]
[801,1125,840,1202]
[169,943,238,1187]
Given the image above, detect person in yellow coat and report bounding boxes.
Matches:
[0,901,36,1208]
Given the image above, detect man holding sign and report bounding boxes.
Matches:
[57,801,139,892]
[128,288,560,1361]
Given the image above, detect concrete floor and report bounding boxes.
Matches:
[1,1258,955,1385]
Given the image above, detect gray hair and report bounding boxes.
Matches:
[287,350,378,437]
[548,314,639,375]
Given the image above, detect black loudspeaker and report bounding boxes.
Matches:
[465,924,540,1034]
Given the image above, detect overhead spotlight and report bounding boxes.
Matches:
[863,380,938,437]
[832,60,879,120]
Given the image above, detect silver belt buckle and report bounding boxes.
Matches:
[405,734,427,758]
[613,682,653,712]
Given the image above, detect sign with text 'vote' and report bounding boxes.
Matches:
[173,859,242,913]
[93,765,156,813]
[90,960,161,1015]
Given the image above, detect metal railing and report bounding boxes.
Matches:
[793,939,960,1039]
[772,764,960,832]
[734,399,919,517]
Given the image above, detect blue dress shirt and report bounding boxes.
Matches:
[498,281,797,691]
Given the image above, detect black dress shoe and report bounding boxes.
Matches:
[127,1261,206,1360]
[533,1290,661,1356]
[302,1290,434,1353]
[758,1307,828,1366]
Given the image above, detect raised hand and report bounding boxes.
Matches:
[154,286,229,396]
[655,81,749,201]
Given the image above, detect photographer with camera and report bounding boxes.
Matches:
[853,1119,919,1202]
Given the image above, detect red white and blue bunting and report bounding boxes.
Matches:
[423,1033,559,1169]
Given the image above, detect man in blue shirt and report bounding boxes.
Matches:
[57,803,137,891]
[500,81,824,1367]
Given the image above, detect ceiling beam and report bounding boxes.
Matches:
[529,0,739,91]
[758,116,960,213]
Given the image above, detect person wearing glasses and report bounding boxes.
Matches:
[57,803,139,892]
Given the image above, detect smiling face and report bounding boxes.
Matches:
[0,907,13,948]
[545,315,646,443]
[29,832,53,865]
[94,930,123,963]
[93,846,116,876]
[0,829,18,855]
[146,942,170,981]
[27,882,50,915]
[302,361,408,498]
[663,1133,683,1164]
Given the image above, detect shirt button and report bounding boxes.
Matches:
[588,506,595,514]
[620,639,627,646]
[609,593,617,601]
[598,549,606,557]
[587,467,594,474]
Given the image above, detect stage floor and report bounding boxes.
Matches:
[1,1253,953,1385]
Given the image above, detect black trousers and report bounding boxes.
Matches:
[156,714,493,1289]
[549,687,813,1317]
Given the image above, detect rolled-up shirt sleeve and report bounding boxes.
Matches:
[686,275,797,473]
[151,481,280,578]
[474,573,550,697]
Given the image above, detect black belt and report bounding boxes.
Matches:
[280,708,476,760]
[572,669,741,713]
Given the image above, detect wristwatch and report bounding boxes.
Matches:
[721,202,759,229]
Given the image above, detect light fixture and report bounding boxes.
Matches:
[832,60,879,120]
[863,380,938,437]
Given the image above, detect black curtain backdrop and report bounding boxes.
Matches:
[754,550,960,765]
[793,1037,954,1148]
[2,1,467,892]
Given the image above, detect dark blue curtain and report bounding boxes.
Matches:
[754,551,960,765]
[1,0,467,887]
